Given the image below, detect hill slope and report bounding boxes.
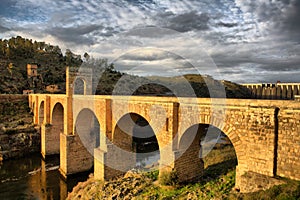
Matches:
[0,36,251,98]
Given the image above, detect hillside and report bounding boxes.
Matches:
[0,95,40,161]
[94,72,252,98]
[0,36,251,98]
[0,36,82,94]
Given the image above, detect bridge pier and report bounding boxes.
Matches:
[173,150,204,183]
[94,143,136,180]
[59,133,94,179]
[41,124,60,158]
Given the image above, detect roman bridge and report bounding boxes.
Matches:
[28,69,300,193]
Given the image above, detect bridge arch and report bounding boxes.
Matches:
[43,102,64,155]
[51,103,64,130]
[74,78,86,95]
[111,112,160,173]
[51,103,64,138]
[39,101,45,125]
[75,108,100,154]
[176,123,238,182]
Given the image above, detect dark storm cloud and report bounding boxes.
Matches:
[281,0,300,40]
[236,0,300,38]
[47,24,104,45]
[124,26,179,38]
[217,22,238,28]
[157,11,210,32]
[0,24,10,33]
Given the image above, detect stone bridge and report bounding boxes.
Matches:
[28,68,300,193]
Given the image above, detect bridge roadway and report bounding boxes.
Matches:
[29,93,300,193]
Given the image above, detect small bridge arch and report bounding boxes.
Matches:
[74,77,86,95]
[39,101,45,125]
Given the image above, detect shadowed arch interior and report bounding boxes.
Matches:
[75,108,100,154]
[39,101,44,125]
[50,103,64,154]
[32,102,35,115]
[176,124,237,183]
[113,113,160,170]
[74,78,85,95]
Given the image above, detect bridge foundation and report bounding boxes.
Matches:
[235,167,286,193]
[59,133,94,179]
[41,124,60,158]
[94,144,136,180]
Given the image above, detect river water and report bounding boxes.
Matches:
[0,125,225,199]
[0,152,160,200]
[0,153,89,200]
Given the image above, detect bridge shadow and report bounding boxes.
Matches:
[202,158,237,183]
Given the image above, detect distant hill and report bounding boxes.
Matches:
[0,36,251,98]
[94,71,252,98]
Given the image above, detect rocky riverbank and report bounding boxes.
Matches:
[66,144,300,200]
[0,94,40,162]
[67,171,153,200]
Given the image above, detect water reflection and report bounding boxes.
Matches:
[0,153,88,200]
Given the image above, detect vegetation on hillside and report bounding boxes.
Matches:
[0,36,82,93]
[0,36,252,98]
[0,95,39,161]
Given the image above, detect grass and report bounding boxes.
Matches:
[67,143,300,200]
[229,179,300,200]
[139,144,299,200]
[138,144,238,199]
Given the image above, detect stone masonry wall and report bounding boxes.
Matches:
[59,133,94,178]
[29,94,300,193]
[277,108,300,180]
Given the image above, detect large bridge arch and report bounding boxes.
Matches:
[106,112,160,177]
[175,123,239,183]
[60,107,101,177]
[75,108,100,153]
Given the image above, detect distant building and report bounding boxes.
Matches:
[27,64,38,78]
[23,90,34,95]
[46,84,60,93]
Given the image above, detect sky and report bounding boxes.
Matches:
[0,0,300,83]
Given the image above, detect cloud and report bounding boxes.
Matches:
[156,11,210,32]
[46,24,104,45]
[0,24,10,32]
[234,0,300,38]
[0,0,299,83]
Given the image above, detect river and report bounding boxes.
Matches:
[0,125,225,199]
[0,152,160,200]
[0,153,89,200]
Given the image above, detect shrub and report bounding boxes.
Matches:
[159,170,178,186]
[145,170,159,181]
[17,120,25,125]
